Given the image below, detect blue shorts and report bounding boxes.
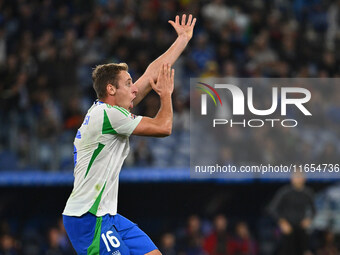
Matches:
[63,213,158,255]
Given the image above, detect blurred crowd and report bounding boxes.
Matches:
[158,214,339,255]
[0,214,260,255]
[0,1,339,254]
[0,217,75,255]
[1,213,339,255]
[0,0,339,170]
[2,173,340,255]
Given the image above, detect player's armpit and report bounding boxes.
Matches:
[132,117,171,137]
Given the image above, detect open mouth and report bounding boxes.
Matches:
[130,97,136,109]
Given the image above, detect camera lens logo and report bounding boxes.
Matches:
[196,82,222,115]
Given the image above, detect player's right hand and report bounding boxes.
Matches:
[168,14,196,41]
[149,64,174,98]
[279,218,292,234]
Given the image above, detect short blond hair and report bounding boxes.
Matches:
[92,63,128,99]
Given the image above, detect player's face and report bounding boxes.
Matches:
[291,172,305,189]
[115,71,138,110]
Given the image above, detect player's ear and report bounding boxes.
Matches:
[107,84,116,96]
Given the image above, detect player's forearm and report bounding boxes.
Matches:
[146,35,189,80]
[154,94,173,136]
[133,36,188,106]
[132,94,173,137]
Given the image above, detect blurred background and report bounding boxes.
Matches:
[0,0,339,254]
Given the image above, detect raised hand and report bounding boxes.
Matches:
[149,64,175,98]
[168,14,196,41]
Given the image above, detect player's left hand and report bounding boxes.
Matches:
[168,14,196,41]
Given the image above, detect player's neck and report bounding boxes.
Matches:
[99,96,116,107]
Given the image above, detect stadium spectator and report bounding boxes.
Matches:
[178,215,205,255]
[317,144,339,164]
[133,138,154,167]
[228,222,258,255]
[316,230,339,255]
[172,95,189,131]
[201,0,232,31]
[0,233,19,255]
[63,98,84,132]
[45,227,63,255]
[203,214,230,255]
[57,218,75,255]
[159,232,177,255]
[189,33,216,74]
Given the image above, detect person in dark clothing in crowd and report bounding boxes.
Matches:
[159,233,177,255]
[178,215,205,255]
[269,172,315,255]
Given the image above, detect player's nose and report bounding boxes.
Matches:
[132,84,138,94]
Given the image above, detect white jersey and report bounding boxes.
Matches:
[63,101,142,217]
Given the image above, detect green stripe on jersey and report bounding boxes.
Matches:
[87,216,102,255]
[120,106,130,116]
[102,110,118,134]
[89,182,107,215]
[114,105,129,115]
[113,106,129,117]
[84,143,105,178]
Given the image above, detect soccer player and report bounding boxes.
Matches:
[62,14,196,255]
